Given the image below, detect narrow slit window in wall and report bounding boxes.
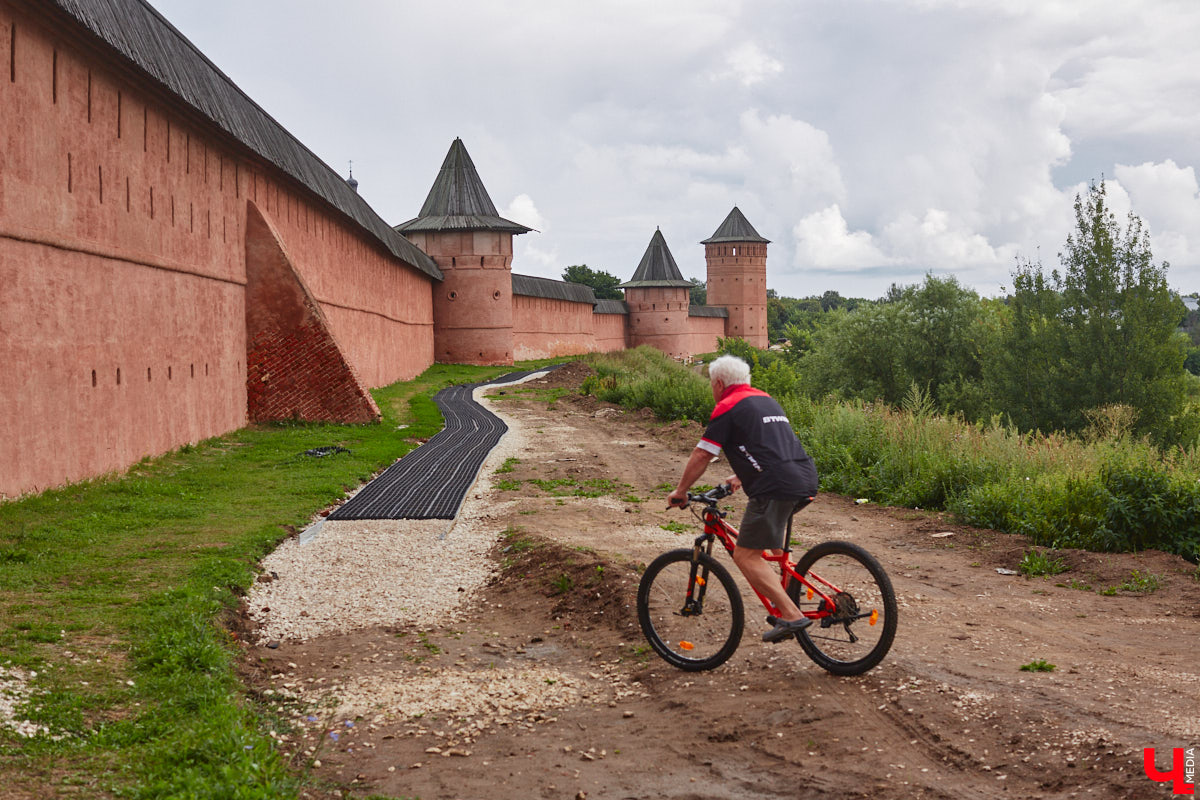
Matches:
[98,165,103,203]
[91,370,97,387]
[67,153,72,192]
[9,23,15,82]
[116,367,121,385]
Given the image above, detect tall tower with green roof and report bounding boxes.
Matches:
[702,207,769,347]
[618,229,694,359]
[396,139,531,365]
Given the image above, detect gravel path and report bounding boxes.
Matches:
[249,380,535,644]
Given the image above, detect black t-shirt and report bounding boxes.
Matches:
[698,384,818,500]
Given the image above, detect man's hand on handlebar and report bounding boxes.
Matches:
[666,488,689,509]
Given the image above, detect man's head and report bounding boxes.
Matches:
[707,354,751,401]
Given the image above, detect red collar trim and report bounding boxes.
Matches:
[711,383,769,419]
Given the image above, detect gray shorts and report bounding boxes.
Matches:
[737,496,807,550]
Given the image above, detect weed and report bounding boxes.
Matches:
[496,478,522,491]
[1120,570,1162,593]
[621,494,643,504]
[1019,550,1068,577]
[659,521,690,534]
[1020,659,1057,672]
[495,457,520,474]
[551,573,574,595]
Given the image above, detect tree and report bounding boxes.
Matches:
[798,275,995,419]
[562,264,623,300]
[688,277,706,306]
[990,180,1194,442]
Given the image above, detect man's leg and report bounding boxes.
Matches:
[732,545,803,621]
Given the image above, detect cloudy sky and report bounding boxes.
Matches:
[152,0,1200,300]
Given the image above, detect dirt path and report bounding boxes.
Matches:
[243,364,1200,800]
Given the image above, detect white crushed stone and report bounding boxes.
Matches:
[249,380,536,643]
[0,667,50,738]
[326,665,593,721]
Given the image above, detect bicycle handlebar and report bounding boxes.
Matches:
[686,482,734,505]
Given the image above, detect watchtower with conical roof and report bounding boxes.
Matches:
[395,139,531,365]
[703,207,769,347]
[618,229,693,359]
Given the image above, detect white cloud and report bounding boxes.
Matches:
[1113,161,1200,270]
[793,206,893,270]
[500,194,547,232]
[715,43,784,87]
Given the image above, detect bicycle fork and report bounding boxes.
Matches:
[679,534,715,617]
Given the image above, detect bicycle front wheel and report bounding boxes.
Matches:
[637,549,744,671]
[787,540,897,676]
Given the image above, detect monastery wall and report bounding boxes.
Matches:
[687,315,727,357]
[511,294,597,360]
[591,310,630,354]
[0,3,433,497]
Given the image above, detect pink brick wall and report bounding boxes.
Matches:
[0,4,432,497]
[592,312,629,353]
[512,294,597,359]
[688,315,727,356]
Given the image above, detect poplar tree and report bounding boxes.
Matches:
[993,181,1193,442]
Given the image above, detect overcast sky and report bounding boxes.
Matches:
[151,0,1200,301]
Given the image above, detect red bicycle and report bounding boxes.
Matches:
[637,484,897,674]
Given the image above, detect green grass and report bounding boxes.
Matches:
[0,360,552,798]
[1019,550,1069,577]
[1019,659,1057,672]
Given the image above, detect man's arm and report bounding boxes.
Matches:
[667,447,715,507]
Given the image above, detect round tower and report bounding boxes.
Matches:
[395,139,531,365]
[703,207,769,348]
[619,229,693,360]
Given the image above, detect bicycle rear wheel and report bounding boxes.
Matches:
[786,540,897,676]
[637,549,744,671]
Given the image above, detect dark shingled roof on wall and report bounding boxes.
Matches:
[395,139,533,235]
[45,0,442,280]
[511,273,596,304]
[617,228,693,289]
[593,299,629,315]
[701,207,771,244]
[689,305,728,318]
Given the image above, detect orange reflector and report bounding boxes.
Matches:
[869,609,879,626]
[695,576,706,586]
[679,641,694,651]
[806,588,814,600]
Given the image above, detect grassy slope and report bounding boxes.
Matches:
[0,362,544,798]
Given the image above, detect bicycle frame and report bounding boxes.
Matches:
[686,502,871,628]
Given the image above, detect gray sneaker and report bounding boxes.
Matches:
[762,617,812,643]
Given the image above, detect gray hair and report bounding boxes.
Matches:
[708,354,751,387]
